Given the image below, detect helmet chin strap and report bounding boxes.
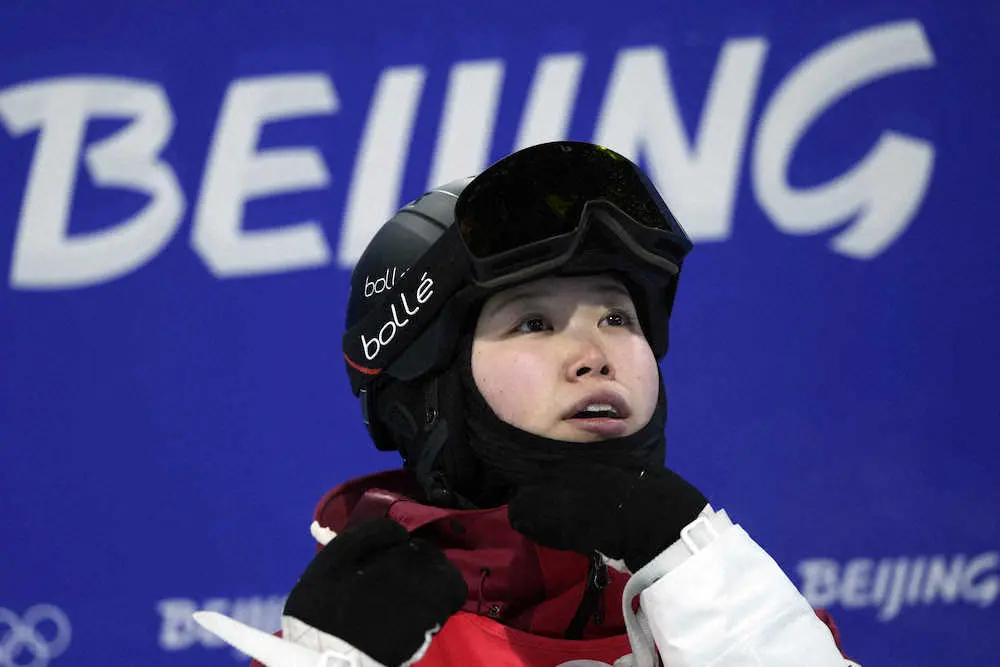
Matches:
[374,359,482,509]
[411,374,466,508]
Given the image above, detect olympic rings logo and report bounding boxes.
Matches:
[0,605,71,667]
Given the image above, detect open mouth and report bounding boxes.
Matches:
[571,403,622,419]
[564,394,630,421]
[563,396,631,437]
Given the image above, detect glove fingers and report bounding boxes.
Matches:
[285,521,468,667]
[400,538,469,616]
[508,484,624,558]
[509,466,709,570]
[319,538,467,665]
[622,467,708,571]
[303,518,409,579]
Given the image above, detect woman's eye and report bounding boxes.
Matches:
[602,310,635,328]
[515,316,550,333]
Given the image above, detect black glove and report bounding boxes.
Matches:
[283,517,468,666]
[508,465,708,572]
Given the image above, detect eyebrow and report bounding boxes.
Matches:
[484,281,632,318]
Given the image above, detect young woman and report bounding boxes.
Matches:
[196,141,856,667]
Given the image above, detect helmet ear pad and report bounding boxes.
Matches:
[368,377,423,455]
[371,360,481,508]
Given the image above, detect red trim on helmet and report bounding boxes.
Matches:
[344,353,382,376]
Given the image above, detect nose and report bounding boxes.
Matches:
[566,336,613,381]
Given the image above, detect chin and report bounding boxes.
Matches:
[551,422,636,443]
[555,433,605,444]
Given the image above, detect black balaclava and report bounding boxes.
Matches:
[436,332,668,508]
[396,248,677,508]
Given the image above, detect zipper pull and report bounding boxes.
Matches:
[591,552,609,588]
[565,552,610,639]
[591,552,608,626]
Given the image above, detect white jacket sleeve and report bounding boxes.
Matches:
[190,610,437,667]
[619,507,859,667]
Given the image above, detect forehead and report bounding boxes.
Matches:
[479,274,631,318]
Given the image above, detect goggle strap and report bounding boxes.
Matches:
[469,202,681,289]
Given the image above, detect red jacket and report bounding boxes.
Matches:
[253,469,847,666]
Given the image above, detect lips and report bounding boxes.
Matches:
[563,392,630,421]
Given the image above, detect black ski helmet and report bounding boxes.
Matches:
[344,177,472,454]
[343,141,693,481]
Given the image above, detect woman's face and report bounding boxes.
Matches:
[471,274,660,443]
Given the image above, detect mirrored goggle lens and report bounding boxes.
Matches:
[455,141,681,259]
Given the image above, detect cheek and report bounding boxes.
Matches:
[471,342,549,426]
[626,341,661,425]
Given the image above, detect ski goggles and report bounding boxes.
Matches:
[456,141,691,285]
[343,141,692,392]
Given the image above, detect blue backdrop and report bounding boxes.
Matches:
[1,2,997,666]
